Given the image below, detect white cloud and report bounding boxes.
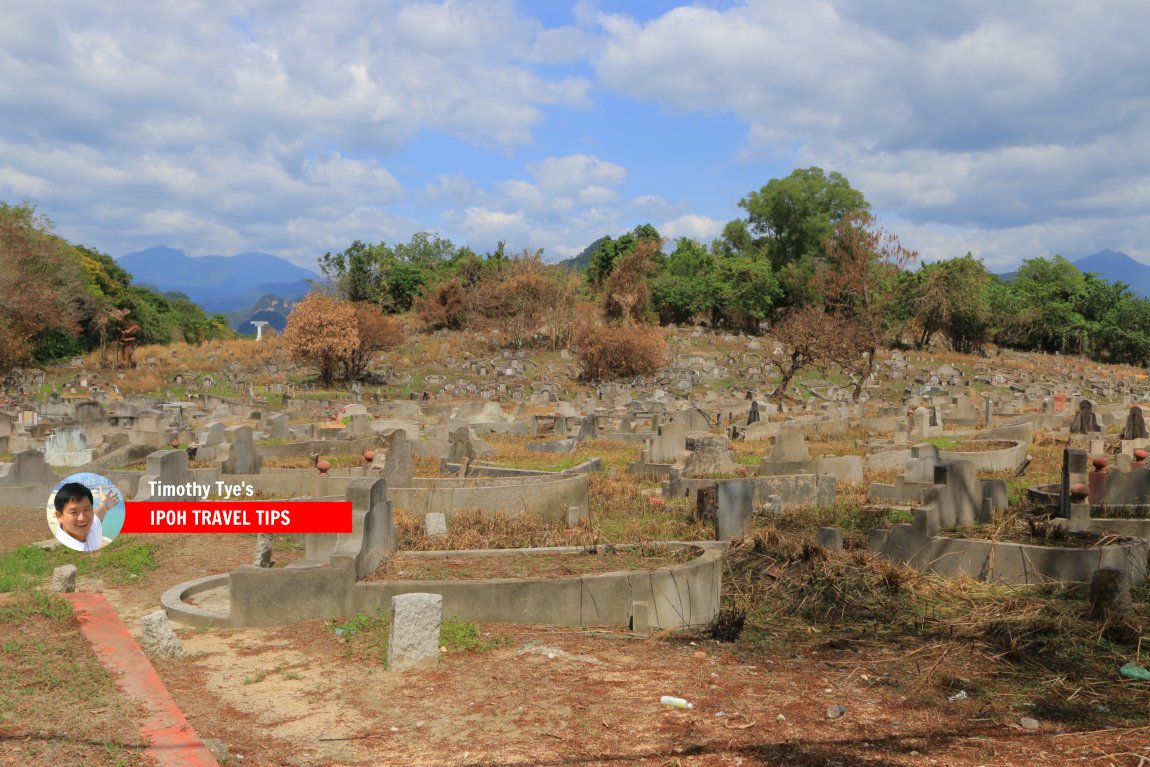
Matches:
[660,214,724,244]
[0,1,593,265]
[592,0,1150,263]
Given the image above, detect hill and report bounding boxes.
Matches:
[117,246,318,331]
[118,247,316,309]
[1072,249,1150,298]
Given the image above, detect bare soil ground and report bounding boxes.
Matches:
[75,533,1150,767]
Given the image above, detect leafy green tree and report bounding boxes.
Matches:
[584,224,663,288]
[910,254,993,353]
[714,254,781,333]
[1095,294,1150,366]
[0,202,86,370]
[739,167,869,272]
[1009,255,1087,354]
[651,238,719,325]
[318,240,385,303]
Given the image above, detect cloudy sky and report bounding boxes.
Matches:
[2,1,1147,273]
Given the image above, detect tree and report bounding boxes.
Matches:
[1009,255,1087,354]
[740,167,869,272]
[572,321,666,381]
[584,224,663,288]
[318,240,384,303]
[818,212,916,401]
[604,239,660,325]
[713,254,781,333]
[345,303,404,381]
[767,305,848,401]
[0,203,86,371]
[910,254,993,353]
[281,292,360,386]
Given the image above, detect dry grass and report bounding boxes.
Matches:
[394,509,595,551]
[722,521,1150,725]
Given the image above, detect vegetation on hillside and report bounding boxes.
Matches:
[10,164,1150,383]
[0,202,232,372]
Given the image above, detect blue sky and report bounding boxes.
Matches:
[1,1,1147,274]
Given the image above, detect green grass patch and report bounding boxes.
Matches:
[326,611,504,666]
[0,589,74,623]
[0,538,158,593]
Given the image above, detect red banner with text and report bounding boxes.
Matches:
[121,501,352,534]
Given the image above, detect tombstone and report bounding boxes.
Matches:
[816,527,843,552]
[221,425,262,475]
[388,593,443,672]
[264,413,290,441]
[1070,400,1101,434]
[424,513,447,538]
[747,399,761,426]
[1088,567,1135,624]
[984,399,994,425]
[1059,448,1090,519]
[253,534,274,568]
[43,426,93,467]
[199,421,227,446]
[913,406,931,439]
[1120,406,1148,441]
[574,416,597,443]
[372,429,414,488]
[444,427,476,466]
[696,486,718,522]
[682,435,739,478]
[768,429,809,462]
[716,480,754,540]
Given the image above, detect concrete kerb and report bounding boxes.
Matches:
[161,574,233,628]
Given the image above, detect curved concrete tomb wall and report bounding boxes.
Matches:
[871,523,1148,585]
[224,547,721,630]
[937,440,1028,473]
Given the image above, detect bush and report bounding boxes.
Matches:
[573,322,665,380]
[415,279,469,330]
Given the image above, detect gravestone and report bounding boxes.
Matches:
[372,429,415,488]
[1121,406,1148,441]
[816,527,843,552]
[1069,400,1101,434]
[716,479,755,540]
[682,435,739,478]
[388,593,443,672]
[265,413,290,441]
[43,426,93,467]
[444,427,476,466]
[768,429,809,462]
[424,512,447,537]
[222,425,262,475]
[253,534,273,568]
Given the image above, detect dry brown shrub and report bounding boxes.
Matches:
[281,292,359,385]
[414,279,468,330]
[572,321,666,381]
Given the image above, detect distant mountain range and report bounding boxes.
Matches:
[117,246,318,332]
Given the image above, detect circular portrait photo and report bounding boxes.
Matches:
[45,472,125,553]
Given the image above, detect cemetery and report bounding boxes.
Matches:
[4,331,1150,766]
